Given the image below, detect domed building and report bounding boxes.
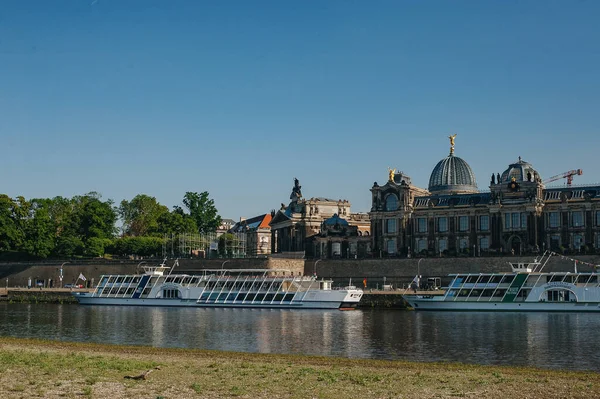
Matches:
[498,157,541,184]
[428,144,478,195]
[369,136,600,258]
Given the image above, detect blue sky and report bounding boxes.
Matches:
[1,0,599,221]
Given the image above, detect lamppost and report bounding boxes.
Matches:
[417,258,423,289]
[59,262,69,288]
[313,259,323,276]
[136,261,147,274]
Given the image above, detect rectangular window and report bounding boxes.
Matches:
[459,238,468,250]
[572,211,584,227]
[597,211,600,227]
[521,213,527,229]
[573,234,584,250]
[438,239,447,253]
[417,239,427,253]
[417,218,427,233]
[479,215,489,231]
[386,219,396,234]
[512,213,520,229]
[438,217,448,232]
[597,234,600,250]
[386,239,396,254]
[459,216,469,232]
[550,234,560,250]
[504,213,511,229]
[549,212,560,228]
[480,237,489,250]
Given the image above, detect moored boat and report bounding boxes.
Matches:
[72,260,362,309]
[402,252,600,311]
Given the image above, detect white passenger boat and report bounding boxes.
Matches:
[72,260,363,309]
[402,252,600,311]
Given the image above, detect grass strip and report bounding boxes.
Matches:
[0,336,597,398]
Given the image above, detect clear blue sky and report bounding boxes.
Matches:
[2,0,599,221]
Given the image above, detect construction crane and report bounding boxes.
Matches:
[543,169,583,186]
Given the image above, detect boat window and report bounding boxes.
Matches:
[126,288,135,296]
[284,293,295,302]
[217,293,228,302]
[162,289,180,299]
[547,289,571,302]
[264,293,275,302]
[274,293,285,302]
[478,276,491,284]
[502,275,515,284]
[490,276,503,284]
[99,277,109,286]
[226,292,237,301]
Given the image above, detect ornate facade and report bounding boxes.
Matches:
[230,214,272,257]
[370,137,600,257]
[270,178,370,257]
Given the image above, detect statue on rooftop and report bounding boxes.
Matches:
[388,167,396,182]
[290,177,302,201]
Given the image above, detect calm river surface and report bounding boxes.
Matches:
[1,303,599,371]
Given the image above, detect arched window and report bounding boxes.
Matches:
[385,194,398,211]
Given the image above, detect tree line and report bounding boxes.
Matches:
[0,191,222,260]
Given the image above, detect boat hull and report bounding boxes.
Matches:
[73,293,358,309]
[403,295,600,312]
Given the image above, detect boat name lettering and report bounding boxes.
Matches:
[544,282,572,288]
[506,287,519,295]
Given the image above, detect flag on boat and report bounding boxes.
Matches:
[363,278,367,288]
[78,273,87,281]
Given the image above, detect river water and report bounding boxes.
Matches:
[1,303,598,371]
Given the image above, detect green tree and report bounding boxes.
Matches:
[21,199,55,258]
[85,237,113,257]
[119,194,169,236]
[0,195,23,251]
[175,192,222,234]
[156,211,197,236]
[112,236,164,257]
[55,235,84,257]
[72,192,118,241]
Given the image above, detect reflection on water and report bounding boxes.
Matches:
[0,304,598,371]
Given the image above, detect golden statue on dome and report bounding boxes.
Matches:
[448,134,457,155]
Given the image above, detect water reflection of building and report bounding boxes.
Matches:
[369,136,600,257]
